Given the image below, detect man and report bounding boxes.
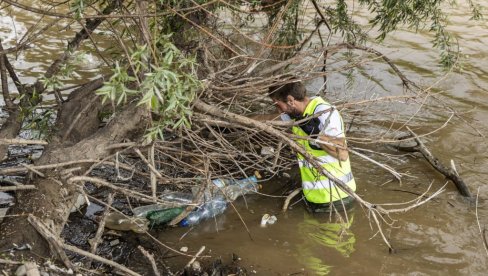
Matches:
[268,81,356,212]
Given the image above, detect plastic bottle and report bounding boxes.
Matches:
[222,175,259,201]
[159,191,194,206]
[146,207,185,226]
[180,196,227,227]
[104,212,149,233]
[193,176,258,202]
[133,204,170,217]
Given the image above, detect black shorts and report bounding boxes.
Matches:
[304,195,355,213]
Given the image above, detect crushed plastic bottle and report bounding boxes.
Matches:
[221,175,259,201]
[159,191,194,206]
[193,176,259,202]
[133,204,170,218]
[104,212,149,233]
[180,196,227,227]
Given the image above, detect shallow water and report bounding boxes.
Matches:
[158,3,488,275]
[2,1,488,275]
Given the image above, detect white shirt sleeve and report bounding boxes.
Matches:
[314,104,344,138]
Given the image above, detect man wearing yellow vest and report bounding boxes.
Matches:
[269,81,356,212]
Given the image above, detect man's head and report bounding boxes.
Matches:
[268,81,308,117]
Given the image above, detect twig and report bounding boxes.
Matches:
[138,246,161,276]
[0,159,143,176]
[30,214,141,275]
[21,164,46,178]
[134,148,164,179]
[64,243,141,276]
[149,144,157,200]
[185,246,206,269]
[0,138,48,145]
[27,215,75,271]
[87,193,114,267]
[68,176,197,207]
[406,127,472,197]
[0,185,36,192]
[0,258,21,265]
[282,187,302,212]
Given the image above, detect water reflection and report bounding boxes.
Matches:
[296,210,356,275]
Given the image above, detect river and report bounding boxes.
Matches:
[1,1,488,275]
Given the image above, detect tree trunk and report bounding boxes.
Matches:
[0,109,22,161]
[0,82,151,259]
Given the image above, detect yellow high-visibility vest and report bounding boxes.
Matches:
[291,97,356,204]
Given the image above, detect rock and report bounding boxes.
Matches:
[15,265,26,276]
[70,193,86,213]
[191,261,202,273]
[15,262,40,276]
[110,239,120,246]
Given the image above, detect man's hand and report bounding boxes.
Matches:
[317,135,349,161]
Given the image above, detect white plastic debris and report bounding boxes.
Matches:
[267,215,277,225]
[260,214,277,227]
[69,193,86,213]
[260,214,270,227]
[260,146,275,156]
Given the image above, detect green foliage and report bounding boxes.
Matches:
[324,0,367,44]
[96,35,201,142]
[40,63,77,91]
[139,36,201,142]
[467,0,483,20]
[39,50,91,91]
[70,0,87,19]
[23,109,56,139]
[274,0,302,51]
[96,61,138,106]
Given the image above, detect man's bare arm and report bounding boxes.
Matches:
[317,135,349,161]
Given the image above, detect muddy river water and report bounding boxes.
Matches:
[2,2,488,275]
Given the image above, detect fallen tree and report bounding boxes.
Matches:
[0,0,481,273]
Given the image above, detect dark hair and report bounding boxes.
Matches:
[268,81,306,102]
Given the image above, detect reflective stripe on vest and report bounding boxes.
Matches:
[292,97,356,204]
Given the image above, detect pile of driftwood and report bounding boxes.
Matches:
[0,1,477,274]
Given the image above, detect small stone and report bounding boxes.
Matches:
[15,265,27,276]
[110,239,120,246]
[191,261,202,272]
[30,151,42,160]
[180,246,188,252]
[260,146,275,156]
